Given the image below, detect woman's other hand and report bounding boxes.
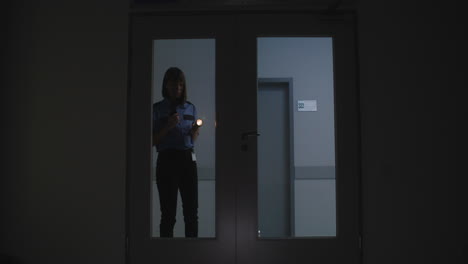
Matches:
[167,113,180,129]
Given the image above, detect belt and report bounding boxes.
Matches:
[159,148,193,154]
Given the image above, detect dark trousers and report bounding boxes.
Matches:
[156,149,198,237]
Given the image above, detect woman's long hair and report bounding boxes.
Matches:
[162,67,187,105]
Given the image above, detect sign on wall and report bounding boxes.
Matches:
[297,100,317,111]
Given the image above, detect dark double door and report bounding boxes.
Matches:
[127,12,361,264]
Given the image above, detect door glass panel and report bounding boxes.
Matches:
[257,37,336,238]
[152,39,216,238]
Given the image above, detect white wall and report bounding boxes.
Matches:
[258,37,335,167]
[258,37,336,236]
[294,179,336,236]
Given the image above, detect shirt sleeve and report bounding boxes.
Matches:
[193,104,197,122]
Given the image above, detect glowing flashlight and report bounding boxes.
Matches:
[194,118,203,128]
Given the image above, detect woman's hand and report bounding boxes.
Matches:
[191,125,200,135]
[191,124,200,141]
[167,113,180,129]
[153,113,179,146]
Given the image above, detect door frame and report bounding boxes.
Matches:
[126,10,362,264]
[257,77,295,236]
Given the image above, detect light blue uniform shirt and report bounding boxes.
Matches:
[153,98,197,152]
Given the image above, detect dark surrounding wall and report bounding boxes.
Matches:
[1,0,128,263]
[1,0,466,263]
[358,1,466,263]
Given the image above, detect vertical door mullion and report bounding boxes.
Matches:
[235,13,260,264]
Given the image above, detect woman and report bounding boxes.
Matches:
[153,67,200,237]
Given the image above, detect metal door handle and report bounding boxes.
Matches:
[241,131,260,140]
